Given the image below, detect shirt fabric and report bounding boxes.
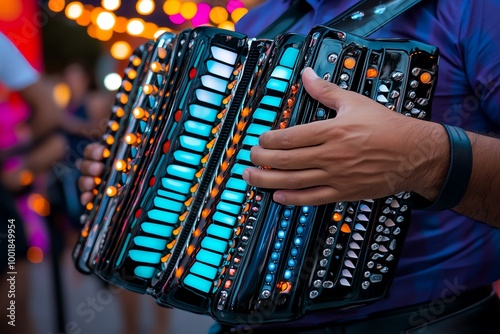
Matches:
[235,0,500,326]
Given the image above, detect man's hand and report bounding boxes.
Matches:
[78,143,106,205]
[243,67,449,206]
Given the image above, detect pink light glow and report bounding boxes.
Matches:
[191,2,210,26]
[226,0,245,13]
[169,13,186,25]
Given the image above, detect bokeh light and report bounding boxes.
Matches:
[226,0,244,13]
[95,27,113,41]
[0,1,23,21]
[75,8,91,26]
[65,1,84,20]
[28,194,50,217]
[114,16,128,33]
[180,2,197,20]
[96,11,116,30]
[191,2,210,26]
[210,6,228,25]
[27,246,44,264]
[218,21,235,31]
[53,82,71,108]
[231,7,248,23]
[169,13,186,25]
[104,73,122,91]
[110,41,132,59]
[127,18,145,35]
[136,0,155,15]
[48,0,65,13]
[102,0,121,11]
[163,0,181,16]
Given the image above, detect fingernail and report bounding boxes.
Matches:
[274,193,285,204]
[304,67,319,79]
[242,169,249,182]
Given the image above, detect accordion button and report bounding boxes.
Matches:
[376,225,384,233]
[349,242,361,250]
[323,249,332,257]
[328,53,338,63]
[323,281,334,289]
[288,259,296,267]
[370,274,383,283]
[340,278,351,287]
[342,269,353,278]
[266,274,272,282]
[410,80,419,88]
[362,281,370,290]
[261,290,271,299]
[347,250,358,259]
[380,266,389,274]
[314,280,322,288]
[408,91,416,99]
[326,237,335,245]
[390,90,400,99]
[389,239,397,250]
[294,238,302,246]
[309,290,319,299]
[386,254,395,261]
[367,261,375,269]
[284,270,292,279]
[352,233,363,241]
[396,216,405,223]
[371,243,380,251]
[344,260,355,269]
[376,94,388,103]
[378,84,389,92]
[412,67,422,76]
[320,259,328,267]
[364,271,371,278]
[417,98,429,106]
[271,252,279,260]
[317,270,326,277]
[329,226,338,234]
[268,263,276,271]
[405,101,415,110]
[391,71,404,81]
[340,73,350,81]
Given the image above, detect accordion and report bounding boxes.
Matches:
[73,24,439,324]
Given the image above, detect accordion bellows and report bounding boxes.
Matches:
[73,25,439,324]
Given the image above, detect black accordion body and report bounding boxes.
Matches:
[73,23,439,324]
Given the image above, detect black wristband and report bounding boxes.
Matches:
[409,124,473,211]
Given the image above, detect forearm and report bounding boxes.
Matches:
[453,132,500,227]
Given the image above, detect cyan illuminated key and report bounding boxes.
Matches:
[206,60,233,78]
[236,148,251,162]
[134,266,155,279]
[173,150,202,166]
[180,135,207,152]
[167,165,196,180]
[133,236,167,251]
[184,121,212,137]
[280,48,299,68]
[207,224,233,239]
[201,75,228,93]
[211,46,238,65]
[226,178,247,191]
[231,163,247,176]
[190,262,218,279]
[141,222,174,237]
[196,249,224,266]
[157,189,187,202]
[216,201,241,215]
[213,211,237,227]
[154,197,183,212]
[129,250,161,264]
[201,236,228,253]
[196,89,224,106]
[184,274,212,293]
[221,189,245,203]
[189,104,217,122]
[242,134,259,147]
[247,123,271,136]
[253,108,277,123]
[266,78,288,92]
[260,95,282,107]
[162,178,191,194]
[271,66,293,80]
[147,210,179,225]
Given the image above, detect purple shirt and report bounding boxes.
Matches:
[236,0,500,325]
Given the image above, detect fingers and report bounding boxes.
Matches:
[302,67,346,111]
[243,166,330,190]
[80,192,94,206]
[83,142,106,161]
[250,145,323,170]
[80,159,104,177]
[273,186,341,206]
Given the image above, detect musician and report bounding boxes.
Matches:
[79,0,500,332]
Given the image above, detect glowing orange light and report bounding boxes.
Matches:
[175,267,184,278]
[167,240,176,249]
[195,168,204,178]
[185,197,193,207]
[210,6,228,24]
[106,186,117,197]
[173,226,181,235]
[163,0,181,15]
[19,170,34,186]
[143,84,153,94]
[118,93,128,104]
[65,2,84,20]
[201,153,210,164]
[179,211,188,221]
[94,176,102,185]
[127,18,145,35]
[136,0,155,15]
[115,160,126,171]
[111,41,131,60]
[115,107,125,117]
[133,107,145,119]
[341,223,351,233]
[201,209,211,218]
[27,246,44,264]
[206,138,216,149]
[420,72,432,84]
[161,253,171,263]
[109,120,119,131]
[343,57,356,70]
[193,229,201,237]
[122,80,132,91]
[102,0,121,11]
[104,134,114,145]
[125,133,137,144]
[333,212,342,221]
[150,61,162,72]
[190,183,199,192]
[114,16,128,33]
[28,194,50,217]
[366,67,378,79]
[224,280,232,289]
[95,27,113,41]
[86,202,94,210]
[102,148,111,158]
[180,1,197,20]
[218,21,235,31]
[48,0,66,13]
[81,226,89,237]
[231,7,248,23]
[96,11,116,30]
[187,245,195,255]
[210,188,219,197]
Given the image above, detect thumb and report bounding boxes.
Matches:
[302,67,347,112]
